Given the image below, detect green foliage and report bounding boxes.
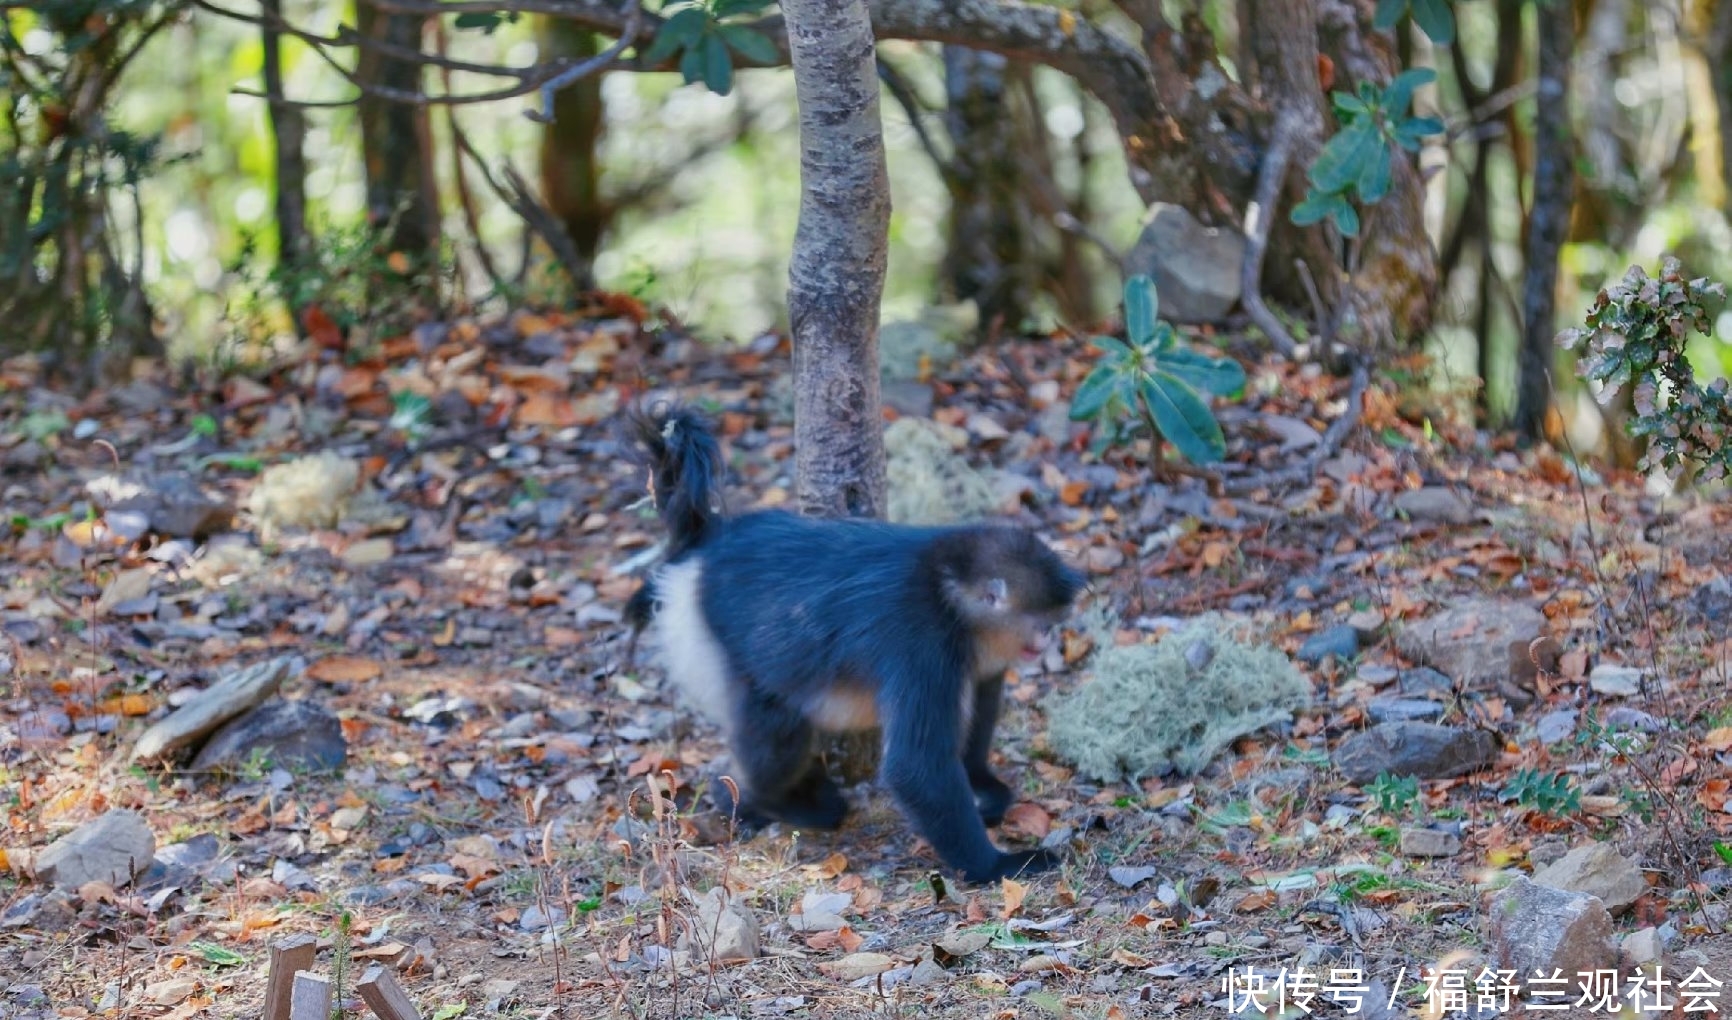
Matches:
[643,0,779,97]
[1556,258,1732,482]
[1499,768,1581,817]
[1715,841,1732,866]
[1373,0,1455,44]
[1069,276,1247,466]
[0,1,178,375]
[1292,70,1444,237]
[1365,771,1421,816]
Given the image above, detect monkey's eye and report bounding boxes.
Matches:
[985,577,1009,609]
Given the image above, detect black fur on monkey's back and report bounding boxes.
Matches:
[626,405,1084,884]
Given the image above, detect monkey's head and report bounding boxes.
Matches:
[939,529,1085,664]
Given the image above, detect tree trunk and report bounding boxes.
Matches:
[783,0,891,782]
[355,3,440,263]
[941,47,1032,332]
[1516,0,1576,440]
[784,0,891,521]
[537,19,608,289]
[262,0,308,284]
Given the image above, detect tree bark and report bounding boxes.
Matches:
[262,0,308,283]
[784,0,890,521]
[783,0,890,782]
[356,3,441,263]
[941,47,1033,333]
[537,19,608,288]
[1516,0,1577,440]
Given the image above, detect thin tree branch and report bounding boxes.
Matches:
[1242,108,1300,359]
[876,55,954,189]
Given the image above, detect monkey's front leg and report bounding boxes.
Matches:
[883,704,1056,884]
[962,675,1015,826]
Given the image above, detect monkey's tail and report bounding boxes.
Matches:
[629,404,724,556]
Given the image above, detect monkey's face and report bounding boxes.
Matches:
[952,554,1084,666]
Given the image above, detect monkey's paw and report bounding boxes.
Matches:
[971,775,1015,827]
[968,848,1061,884]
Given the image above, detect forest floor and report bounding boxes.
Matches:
[1,301,1730,1020]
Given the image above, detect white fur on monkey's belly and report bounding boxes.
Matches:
[651,560,733,728]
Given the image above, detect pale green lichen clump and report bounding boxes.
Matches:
[1049,613,1310,782]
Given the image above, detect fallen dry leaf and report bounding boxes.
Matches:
[307,656,383,683]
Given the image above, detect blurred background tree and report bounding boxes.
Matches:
[4,0,1732,466]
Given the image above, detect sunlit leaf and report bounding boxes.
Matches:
[1123,274,1158,344]
[1411,0,1455,43]
[1381,68,1436,119]
[1357,144,1393,204]
[702,32,734,95]
[1308,121,1381,195]
[1372,0,1408,30]
[1138,373,1227,465]
[1160,347,1247,399]
[717,24,779,64]
[1070,365,1120,421]
[646,8,708,65]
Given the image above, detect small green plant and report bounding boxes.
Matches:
[1557,258,1732,482]
[1714,841,1732,866]
[643,0,780,97]
[1069,275,1247,467]
[1372,0,1455,44]
[1499,768,1581,817]
[1365,771,1420,816]
[1292,69,1445,237]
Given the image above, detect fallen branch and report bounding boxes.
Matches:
[1221,354,1368,496]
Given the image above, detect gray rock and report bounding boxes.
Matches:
[1366,697,1444,724]
[132,656,299,764]
[1109,866,1159,889]
[1690,578,1732,624]
[1535,709,1578,745]
[1395,599,1546,693]
[1393,486,1474,525]
[1397,667,1453,696]
[190,698,347,774]
[1123,203,1245,323]
[1333,723,1501,783]
[686,887,760,962]
[1602,706,1665,733]
[1622,927,1663,966]
[1298,625,1360,664]
[882,380,935,419]
[34,810,156,890]
[1398,827,1461,857]
[1486,876,1616,981]
[1587,664,1645,698]
[110,473,234,539]
[1531,843,1645,915]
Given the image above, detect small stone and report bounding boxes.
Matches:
[1487,876,1616,979]
[1601,707,1665,733]
[1587,664,1645,698]
[1333,723,1501,783]
[1393,486,1474,525]
[1622,927,1663,966]
[1346,610,1385,643]
[1535,709,1578,745]
[132,656,299,764]
[1397,667,1453,696]
[1531,843,1645,915]
[1398,827,1461,858]
[34,810,156,890]
[1298,625,1360,664]
[1396,599,1546,694]
[1203,931,1229,946]
[1366,697,1444,724]
[341,537,394,567]
[481,979,520,1005]
[686,887,760,962]
[520,905,566,931]
[190,698,347,775]
[1109,866,1159,889]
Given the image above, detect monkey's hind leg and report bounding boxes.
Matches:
[713,687,849,832]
